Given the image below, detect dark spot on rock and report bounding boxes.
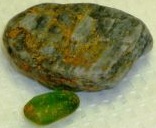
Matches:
[72,5,82,12]
[137,28,153,56]
[49,25,61,34]
[131,18,140,26]
[53,84,80,91]
[36,16,48,29]
[7,46,12,55]
[58,13,71,25]
[90,6,106,19]
[96,19,110,36]
[14,34,25,51]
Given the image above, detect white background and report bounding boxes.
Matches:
[0,0,156,128]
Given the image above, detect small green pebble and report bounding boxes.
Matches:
[24,90,80,125]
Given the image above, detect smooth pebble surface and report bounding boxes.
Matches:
[3,3,153,91]
[24,90,80,125]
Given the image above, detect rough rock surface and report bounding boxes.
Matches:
[3,3,153,91]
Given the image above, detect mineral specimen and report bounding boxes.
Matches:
[3,3,153,91]
[24,90,80,125]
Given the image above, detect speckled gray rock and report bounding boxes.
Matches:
[3,3,153,91]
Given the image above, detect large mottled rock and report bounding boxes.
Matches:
[3,3,153,91]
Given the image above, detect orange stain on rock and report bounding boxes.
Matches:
[8,28,23,39]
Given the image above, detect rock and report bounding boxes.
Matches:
[24,90,80,125]
[3,3,153,91]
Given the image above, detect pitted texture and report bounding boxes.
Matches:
[3,3,153,91]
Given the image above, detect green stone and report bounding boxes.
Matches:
[24,90,80,125]
[3,3,153,91]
